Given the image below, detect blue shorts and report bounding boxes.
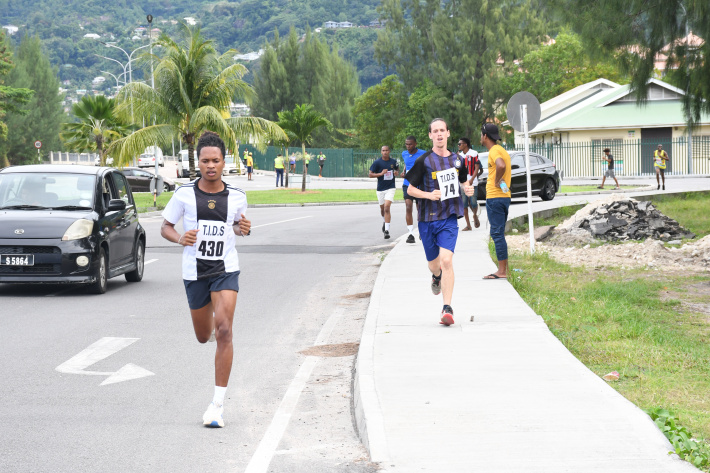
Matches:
[463,186,478,209]
[247,166,253,173]
[183,271,240,310]
[418,214,459,261]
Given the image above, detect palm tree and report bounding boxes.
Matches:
[60,95,129,166]
[277,104,333,192]
[111,24,286,178]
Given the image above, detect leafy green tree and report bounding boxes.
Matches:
[253,27,359,147]
[277,104,333,191]
[112,24,286,179]
[551,0,709,122]
[502,31,628,104]
[375,0,547,141]
[0,31,33,167]
[353,75,407,149]
[2,34,65,165]
[60,95,129,166]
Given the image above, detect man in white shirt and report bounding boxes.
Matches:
[160,131,251,428]
[458,137,481,230]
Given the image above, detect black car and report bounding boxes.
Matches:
[0,165,146,294]
[476,151,561,201]
[122,167,176,192]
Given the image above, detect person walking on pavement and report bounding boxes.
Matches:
[274,153,285,187]
[654,144,670,190]
[597,148,619,190]
[160,131,252,428]
[289,153,296,173]
[401,136,426,243]
[317,151,326,178]
[481,123,511,280]
[458,137,481,230]
[404,118,474,326]
[369,145,399,240]
[246,152,254,181]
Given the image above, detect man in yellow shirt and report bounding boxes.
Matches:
[653,144,670,190]
[482,123,511,280]
[246,152,254,181]
[274,153,285,187]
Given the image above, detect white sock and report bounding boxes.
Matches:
[213,386,227,406]
[382,215,386,221]
[407,225,413,235]
[385,222,390,231]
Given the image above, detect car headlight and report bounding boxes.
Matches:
[62,219,94,241]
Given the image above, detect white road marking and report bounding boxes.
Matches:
[144,258,159,265]
[251,216,312,229]
[243,268,369,473]
[56,337,154,385]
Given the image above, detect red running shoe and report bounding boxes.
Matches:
[440,305,454,326]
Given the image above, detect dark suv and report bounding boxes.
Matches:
[0,165,146,294]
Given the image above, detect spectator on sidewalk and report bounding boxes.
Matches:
[404,118,474,326]
[654,144,670,190]
[458,137,481,230]
[597,148,620,190]
[289,153,296,173]
[274,154,285,187]
[481,123,511,280]
[246,153,254,181]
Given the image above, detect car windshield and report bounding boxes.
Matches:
[0,172,95,209]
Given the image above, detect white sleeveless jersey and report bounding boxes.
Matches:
[162,180,248,281]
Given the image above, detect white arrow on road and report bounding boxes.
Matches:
[56,337,154,386]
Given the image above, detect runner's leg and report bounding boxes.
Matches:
[438,248,454,306]
[190,302,214,344]
[211,289,237,387]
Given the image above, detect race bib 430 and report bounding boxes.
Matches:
[196,220,229,260]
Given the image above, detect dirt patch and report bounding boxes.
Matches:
[342,292,372,299]
[300,342,360,357]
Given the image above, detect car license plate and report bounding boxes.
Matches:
[1,254,34,266]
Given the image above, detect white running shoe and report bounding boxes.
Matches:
[203,402,224,427]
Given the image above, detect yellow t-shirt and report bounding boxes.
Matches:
[246,156,253,167]
[486,145,511,199]
[654,150,668,169]
[274,156,284,169]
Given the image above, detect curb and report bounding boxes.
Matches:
[557,184,657,197]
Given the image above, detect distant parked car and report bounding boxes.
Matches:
[137,153,164,168]
[0,164,146,294]
[176,149,201,179]
[477,151,561,201]
[122,167,176,192]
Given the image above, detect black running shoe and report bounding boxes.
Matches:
[382,222,385,233]
[384,230,390,239]
[431,273,442,295]
[406,234,416,244]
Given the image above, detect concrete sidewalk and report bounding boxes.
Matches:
[354,203,698,472]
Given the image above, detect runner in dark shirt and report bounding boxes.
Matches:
[404,118,473,326]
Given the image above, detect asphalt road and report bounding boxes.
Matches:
[0,204,396,473]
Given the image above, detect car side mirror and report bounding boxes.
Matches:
[511,164,520,170]
[107,199,126,211]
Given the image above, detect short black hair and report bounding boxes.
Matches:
[459,137,471,147]
[381,145,391,150]
[405,135,417,142]
[196,131,226,159]
[429,118,448,132]
[603,148,611,153]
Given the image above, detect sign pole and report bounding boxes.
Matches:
[522,104,535,255]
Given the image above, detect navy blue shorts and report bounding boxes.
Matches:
[247,166,253,173]
[183,271,240,310]
[418,214,459,261]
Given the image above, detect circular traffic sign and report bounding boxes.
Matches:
[507,92,541,133]
[34,140,42,149]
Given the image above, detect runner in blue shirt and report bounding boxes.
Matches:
[401,136,426,243]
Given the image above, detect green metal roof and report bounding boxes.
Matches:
[533,84,710,133]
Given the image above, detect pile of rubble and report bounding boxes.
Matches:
[554,197,695,242]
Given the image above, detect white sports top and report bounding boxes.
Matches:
[162,179,248,281]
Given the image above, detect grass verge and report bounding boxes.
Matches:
[559,185,644,193]
[244,188,399,205]
[133,191,173,212]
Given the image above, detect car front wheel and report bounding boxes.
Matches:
[540,178,557,201]
[88,248,108,294]
[125,239,145,282]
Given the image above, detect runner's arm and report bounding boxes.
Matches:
[404,158,440,201]
[233,214,251,236]
[161,219,198,246]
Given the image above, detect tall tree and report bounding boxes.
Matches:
[2,34,64,165]
[112,24,286,179]
[375,0,547,140]
[352,74,407,149]
[0,31,33,167]
[277,104,333,191]
[253,28,360,147]
[60,95,129,166]
[551,0,709,122]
